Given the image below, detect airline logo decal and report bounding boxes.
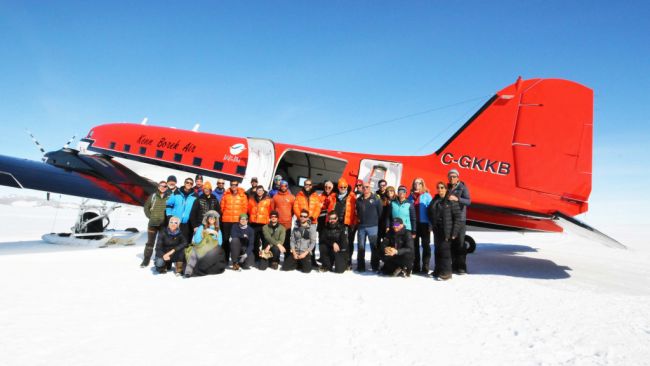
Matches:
[229,143,246,155]
[441,152,511,176]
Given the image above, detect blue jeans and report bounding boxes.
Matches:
[356,226,379,270]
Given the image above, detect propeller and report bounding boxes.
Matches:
[26,130,47,162]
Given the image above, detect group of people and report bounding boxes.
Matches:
[141,169,471,280]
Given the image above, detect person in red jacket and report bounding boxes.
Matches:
[271,180,295,256]
[333,178,357,269]
[248,185,273,262]
[293,178,322,267]
[220,180,248,263]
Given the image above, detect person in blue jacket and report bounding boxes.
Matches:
[408,177,433,274]
[166,177,198,243]
[387,186,417,234]
[184,210,227,277]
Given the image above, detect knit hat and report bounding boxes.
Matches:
[274,174,283,181]
[448,169,460,177]
[195,174,203,181]
[270,210,279,217]
[239,213,249,220]
[397,185,408,192]
[202,181,212,191]
[167,175,177,183]
[392,217,404,226]
[280,180,288,186]
[356,179,364,186]
[337,178,349,188]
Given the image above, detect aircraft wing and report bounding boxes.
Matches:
[0,151,155,205]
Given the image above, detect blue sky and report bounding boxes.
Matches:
[1,1,649,226]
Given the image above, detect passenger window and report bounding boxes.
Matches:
[213,161,224,171]
[193,157,202,166]
[174,153,182,162]
[156,150,164,158]
[139,147,147,154]
[123,144,131,152]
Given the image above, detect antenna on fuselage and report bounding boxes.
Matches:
[192,123,200,132]
[141,117,148,125]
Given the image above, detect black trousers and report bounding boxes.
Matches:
[283,228,292,260]
[251,223,264,262]
[180,223,192,247]
[451,222,468,272]
[318,244,348,273]
[381,253,413,275]
[258,245,281,270]
[433,230,452,277]
[185,246,226,276]
[230,237,255,268]
[143,224,163,262]
[413,223,431,272]
[346,225,357,265]
[282,253,312,273]
[221,222,235,264]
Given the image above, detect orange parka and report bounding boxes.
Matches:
[248,193,273,225]
[332,191,357,226]
[293,189,323,223]
[272,190,295,229]
[221,187,248,223]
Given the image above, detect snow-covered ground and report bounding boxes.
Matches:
[1,192,649,366]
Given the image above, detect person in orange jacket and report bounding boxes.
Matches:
[248,185,273,262]
[220,180,248,263]
[293,178,323,266]
[271,180,295,256]
[333,178,357,269]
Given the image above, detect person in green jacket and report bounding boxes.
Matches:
[260,210,286,270]
[141,181,170,267]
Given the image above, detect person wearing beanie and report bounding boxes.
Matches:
[246,177,259,198]
[154,216,188,276]
[269,174,283,197]
[183,210,227,277]
[190,180,222,230]
[164,175,181,225]
[166,177,198,245]
[379,217,414,277]
[447,168,471,275]
[271,179,295,258]
[260,210,285,270]
[378,185,396,253]
[140,180,170,268]
[193,175,204,197]
[213,179,226,202]
[229,213,255,270]
[334,178,357,269]
[387,185,416,236]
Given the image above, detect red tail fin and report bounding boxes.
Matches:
[436,78,592,214]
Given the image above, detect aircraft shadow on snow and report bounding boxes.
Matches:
[469,243,571,280]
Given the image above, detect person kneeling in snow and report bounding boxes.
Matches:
[282,209,317,273]
[380,218,414,277]
[229,213,255,271]
[154,216,188,275]
[183,210,227,277]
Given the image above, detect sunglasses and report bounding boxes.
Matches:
[338,186,347,189]
[304,183,312,186]
[363,186,371,189]
[437,186,446,189]
[231,183,239,186]
[158,184,167,188]
[217,182,225,185]
[329,218,338,221]
[300,215,309,218]
[184,181,193,185]
[270,215,278,218]
[449,175,458,179]
[169,221,180,225]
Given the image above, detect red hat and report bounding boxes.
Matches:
[356,179,364,185]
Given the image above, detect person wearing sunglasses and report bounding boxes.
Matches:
[153,216,188,275]
[408,177,433,274]
[248,185,273,262]
[213,179,226,203]
[447,169,471,275]
[260,210,285,270]
[164,175,180,225]
[427,182,462,280]
[166,177,198,244]
[378,185,396,251]
[293,178,322,267]
[282,209,317,273]
[380,218,414,277]
[270,179,295,259]
[220,180,248,264]
[184,210,227,277]
[229,213,255,270]
[190,180,222,233]
[355,181,382,272]
[387,185,416,237]
[318,212,348,273]
[140,180,170,267]
[333,178,357,270]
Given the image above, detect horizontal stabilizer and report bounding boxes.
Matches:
[554,212,625,249]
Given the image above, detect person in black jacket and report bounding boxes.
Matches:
[229,213,256,270]
[154,216,189,275]
[189,181,222,230]
[428,182,462,280]
[318,212,349,273]
[447,169,471,274]
[380,218,414,277]
[355,182,382,272]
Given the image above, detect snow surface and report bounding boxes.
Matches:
[1,192,649,366]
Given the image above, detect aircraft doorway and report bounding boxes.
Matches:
[358,159,403,191]
[274,150,347,194]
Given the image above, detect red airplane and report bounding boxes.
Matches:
[0,77,621,247]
